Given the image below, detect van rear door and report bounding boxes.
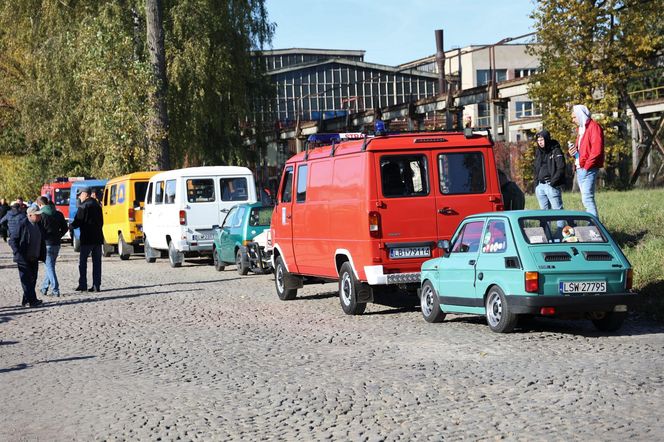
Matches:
[433,148,498,241]
[375,153,438,266]
[182,177,218,242]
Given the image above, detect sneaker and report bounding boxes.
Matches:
[88,286,100,292]
[52,292,61,298]
[40,289,47,297]
[74,286,86,291]
[28,299,43,308]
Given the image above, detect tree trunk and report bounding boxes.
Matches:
[146,0,170,170]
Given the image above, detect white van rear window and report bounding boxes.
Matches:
[187,179,215,203]
[220,177,248,201]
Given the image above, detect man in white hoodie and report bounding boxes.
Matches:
[568,104,604,218]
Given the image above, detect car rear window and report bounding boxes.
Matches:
[519,216,607,244]
[187,179,215,203]
[249,207,273,227]
[438,152,486,194]
[380,155,429,198]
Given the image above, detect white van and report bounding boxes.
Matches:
[142,166,257,267]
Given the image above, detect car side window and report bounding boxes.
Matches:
[155,181,164,205]
[451,221,484,253]
[165,179,176,204]
[482,220,508,253]
[222,207,237,228]
[280,167,294,203]
[103,188,109,206]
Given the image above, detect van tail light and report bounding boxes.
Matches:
[368,211,381,238]
[525,271,539,293]
[179,210,187,226]
[626,268,633,290]
[128,207,135,222]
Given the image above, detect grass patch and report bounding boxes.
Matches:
[525,188,664,320]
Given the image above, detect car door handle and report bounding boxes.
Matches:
[468,260,476,265]
[286,214,292,220]
[438,207,454,215]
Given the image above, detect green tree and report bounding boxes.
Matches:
[528,0,664,188]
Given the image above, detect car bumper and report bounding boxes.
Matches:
[364,265,420,285]
[176,239,213,253]
[506,293,641,314]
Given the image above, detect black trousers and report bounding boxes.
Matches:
[17,258,39,305]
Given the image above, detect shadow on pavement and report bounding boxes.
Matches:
[119,278,242,291]
[0,355,96,374]
[0,340,19,346]
[0,288,203,316]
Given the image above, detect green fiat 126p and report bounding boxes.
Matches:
[419,210,639,333]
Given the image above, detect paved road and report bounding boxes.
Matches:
[1,241,663,440]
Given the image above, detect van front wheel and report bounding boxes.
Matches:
[338,262,367,315]
[275,256,297,300]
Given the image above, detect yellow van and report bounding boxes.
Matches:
[102,171,158,260]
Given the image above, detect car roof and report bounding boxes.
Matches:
[464,210,598,222]
[106,171,159,184]
[150,166,253,180]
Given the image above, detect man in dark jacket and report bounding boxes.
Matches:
[534,129,566,210]
[1,200,26,241]
[0,198,10,241]
[70,187,104,292]
[37,196,68,297]
[10,206,45,307]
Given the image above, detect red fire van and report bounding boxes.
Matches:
[271,131,505,315]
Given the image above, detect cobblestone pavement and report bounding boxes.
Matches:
[1,241,663,441]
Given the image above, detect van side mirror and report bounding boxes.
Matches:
[212,224,220,230]
[438,239,451,254]
[133,200,141,210]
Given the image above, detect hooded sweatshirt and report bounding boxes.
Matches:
[534,130,566,187]
[40,203,68,245]
[573,104,604,170]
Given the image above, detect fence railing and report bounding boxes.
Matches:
[629,86,664,103]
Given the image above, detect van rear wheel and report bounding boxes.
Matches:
[144,237,157,263]
[338,262,367,315]
[275,256,297,300]
[168,241,183,268]
[118,233,130,260]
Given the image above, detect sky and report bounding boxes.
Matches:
[264,0,537,66]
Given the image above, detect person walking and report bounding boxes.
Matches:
[1,200,25,240]
[70,186,104,292]
[36,196,68,297]
[534,129,566,210]
[568,104,604,218]
[0,198,10,241]
[10,205,45,307]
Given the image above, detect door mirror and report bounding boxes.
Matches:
[212,224,220,230]
[438,239,451,253]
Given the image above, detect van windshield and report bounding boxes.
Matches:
[380,155,429,198]
[519,216,607,244]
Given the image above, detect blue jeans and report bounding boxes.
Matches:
[79,244,102,289]
[40,244,61,295]
[576,167,599,218]
[535,182,564,210]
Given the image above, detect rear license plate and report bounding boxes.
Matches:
[559,281,607,294]
[389,246,431,259]
[193,233,213,240]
